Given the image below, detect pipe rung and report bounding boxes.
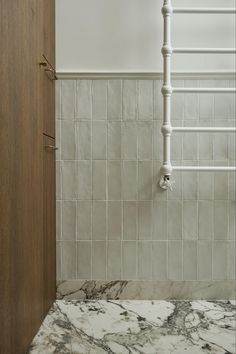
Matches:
[173,166,236,172]
[172,127,236,133]
[173,48,236,54]
[173,88,236,94]
[173,8,236,14]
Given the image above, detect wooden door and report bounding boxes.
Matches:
[43,135,56,313]
[43,0,55,67]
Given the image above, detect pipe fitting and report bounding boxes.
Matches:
[162,4,173,16]
[161,124,172,136]
[160,164,173,176]
[161,85,173,96]
[162,45,173,57]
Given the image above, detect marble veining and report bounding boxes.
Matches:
[57,280,235,301]
[29,300,236,354]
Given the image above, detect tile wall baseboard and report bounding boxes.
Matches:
[56,280,235,300]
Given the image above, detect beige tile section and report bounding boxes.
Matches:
[92,242,106,279]
[138,80,153,120]
[62,201,76,241]
[168,241,183,280]
[92,80,107,120]
[108,161,121,200]
[61,242,76,279]
[76,122,91,160]
[123,80,137,120]
[61,80,75,119]
[152,242,167,280]
[138,202,152,240]
[107,242,121,279]
[108,202,122,240]
[77,242,91,279]
[92,161,106,200]
[123,202,137,240]
[92,121,107,159]
[108,80,122,120]
[92,201,106,240]
[76,80,92,119]
[153,202,167,240]
[183,201,198,240]
[77,161,92,200]
[108,122,121,159]
[77,201,92,240]
[198,241,212,280]
[122,241,137,279]
[138,242,152,280]
[183,241,197,280]
[122,161,137,200]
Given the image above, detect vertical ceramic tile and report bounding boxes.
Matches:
[92,241,106,279]
[137,122,153,160]
[56,242,61,280]
[229,201,236,240]
[212,241,227,280]
[108,201,122,240]
[108,80,122,120]
[108,122,121,159]
[198,201,213,240]
[108,161,121,200]
[107,242,121,279]
[152,242,167,280]
[183,201,198,240]
[123,202,137,240]
[77,161,92,200]
[198,171,214,200]
[153,201,167,240]
[138,201,152,240]
[198,241,212,280]
[122,241,137,279]
[55,80,61,119]
[138,242,152,280]
[168,201,182,240]
[92,80,107,120]
[61,161,77,200]
[138,161,153,200]
[123,80,137,120]
[183,241,197,280]
[184,80,198,119]
[92,201,106,240]
[153,121,163,160]
[61,80,75,119]
[199,94,214,120]
[228,242,235,280]
[183,172,198,200]
[183,133,198,160]
[62,201,76,241]
[213,135,228,160]
[76,80,92,119]
[77,201,92,240]
[61,242,76,279]
[122,122,137,159]
[214,172,229,200]
[199,134,213,160]
[61,121,75,160]
[138,80,153,120]
[56,161,62,200]
[92,160,106,200]
[75,122,91,159]
[77,242,91,279]
[214,201,228,240]
[171,80,184,119]
[55,119,61,161]
[168,241,183,280]
[92,121,107,159]
[56,201,61,240]
[122,161,137,200]
[154,80,163,120]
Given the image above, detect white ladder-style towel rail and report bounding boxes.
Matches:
[173,8,236,14]
[172,127,236,133]
[173,166,236,172]
[173,48,236,54]
[173,87,236,93]
[160,0,236,191]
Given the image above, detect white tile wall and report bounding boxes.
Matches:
[56,78,236,281]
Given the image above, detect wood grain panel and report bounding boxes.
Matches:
[0,1,55,353]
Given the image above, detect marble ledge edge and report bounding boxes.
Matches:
[56,280,236,301]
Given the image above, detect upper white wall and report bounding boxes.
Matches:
[56,0,235,72]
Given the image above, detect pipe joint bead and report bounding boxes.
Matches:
[162,45,173,56]
[162,4,173,16]
[161,124,172,136]
[162,85,173,96]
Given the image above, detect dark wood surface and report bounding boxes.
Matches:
[0,1,55,353]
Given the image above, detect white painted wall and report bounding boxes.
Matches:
[56,0,235,72]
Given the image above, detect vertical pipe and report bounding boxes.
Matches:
[161,0,173,177]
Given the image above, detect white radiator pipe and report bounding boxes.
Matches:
[173,48,236,54]
[172,127,236,133]
[173,8,236,14]
[160,0,173,177]
[173,87,236,93]
[173,166,236,172]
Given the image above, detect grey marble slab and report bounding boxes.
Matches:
[57,280,235,301]
[29,299,236,354]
